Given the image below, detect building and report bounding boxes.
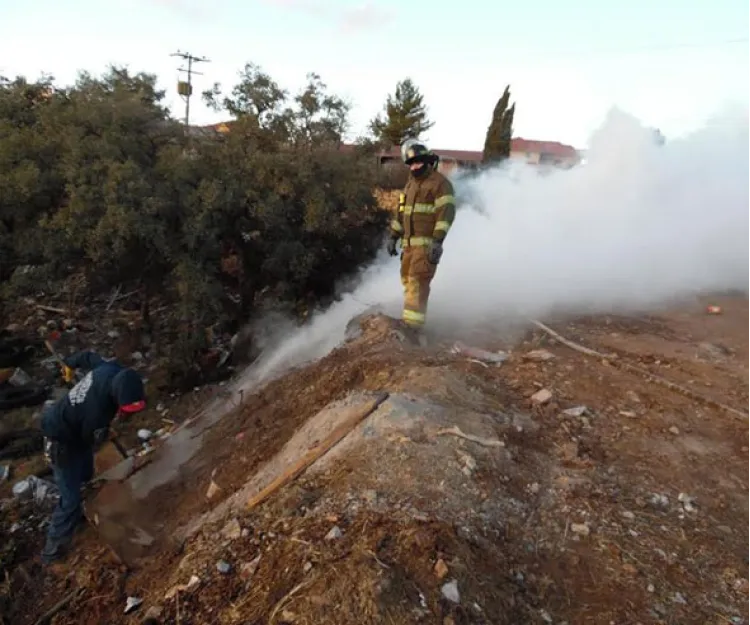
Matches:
[185,121,580,172]
[376,138,580,174]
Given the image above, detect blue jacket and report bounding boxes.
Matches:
[41,351,145,448]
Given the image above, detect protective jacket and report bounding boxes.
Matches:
[389,168,456,246]
[41,351,145,449]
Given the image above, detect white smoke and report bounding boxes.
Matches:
[247,105,749,383]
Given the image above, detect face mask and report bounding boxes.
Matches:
[410,162,428,178]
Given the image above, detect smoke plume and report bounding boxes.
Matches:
[247,106,749,383]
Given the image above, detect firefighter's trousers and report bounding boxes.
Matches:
[400,245,437,328]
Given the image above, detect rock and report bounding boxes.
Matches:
[362,489,378,504]
[222,518,242,540]
[621,510,635,520]
[124,596,143,614]
[625,390,641,403]
[458,452,477,475]
[570,522,590,536]
[669,426,680,435]
[441,579,460,603]
[672,591,687,605]
[325,525,343,541]
[107,330,120,339]
[647,583,655,593]
[206,479,221,500]
[718,525,733,535]
[240,555,261,580]
[216,559,231,574]
[280,609,297,622]
[561,405,587,417]
[528,482,541,494]
[678,492,697,512]
[132,351,145,362]
[142,605,164,625]
[649,493,669,509]
[0,465,10,482]
[531,388,553,405]
[434,558,449,579]
[525,349,555,362]
[303,561,313,573]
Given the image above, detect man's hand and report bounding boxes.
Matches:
[427,240,443,264]
[387,237,399,257]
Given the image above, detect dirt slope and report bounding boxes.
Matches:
[2,295,748,625]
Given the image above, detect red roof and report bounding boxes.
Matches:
[373,139,577,162]
[191,122,578,160]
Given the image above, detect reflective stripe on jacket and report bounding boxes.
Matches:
[389,169,456,244]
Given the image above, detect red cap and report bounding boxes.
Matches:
[120,400,146,414]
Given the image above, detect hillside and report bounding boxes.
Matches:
[1,294,747,625]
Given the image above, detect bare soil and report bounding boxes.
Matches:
[1,294,747,625]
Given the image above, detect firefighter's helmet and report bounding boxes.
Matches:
[401,138,431,165]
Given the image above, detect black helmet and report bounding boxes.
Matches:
[401,138,431,165]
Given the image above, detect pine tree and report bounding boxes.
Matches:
[482,85,515,164]
[370,78,434,147]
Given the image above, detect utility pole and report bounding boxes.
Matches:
[170,50,210,127]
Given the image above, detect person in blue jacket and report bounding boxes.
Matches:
[39,350,146,564]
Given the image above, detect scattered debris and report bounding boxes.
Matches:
[0,464,10,481]
[436,425,504,448]
[12,475,58,505]
[124,596,143,614]
[206,479,221,500]
[441,579,460,604]
[524,349,555,362]
[137,429,154,441]
[570,522,590,536]
[324,525,343,541]
[434,558,449,580]
[678,492,697,513]
[451,342,508,364]
[561,405,588,417]
[669,426,680,435]
[531,388,553,405]
[216,559,232,574]
[650,493,670,509]
[221,518,242,540]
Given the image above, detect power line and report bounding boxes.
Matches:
[170,50,210,127]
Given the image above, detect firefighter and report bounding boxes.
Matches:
[386,138,456,333]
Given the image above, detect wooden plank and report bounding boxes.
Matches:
[246,392,389,511]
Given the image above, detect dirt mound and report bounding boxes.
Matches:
[2,297,748,625]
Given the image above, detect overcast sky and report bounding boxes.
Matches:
[2,0,748,149]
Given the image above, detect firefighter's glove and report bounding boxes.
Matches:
[387,237,399,257]
[427,240,443,265]
[61,365,75,384]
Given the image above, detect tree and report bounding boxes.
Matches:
[0,63,388,388]
[482,85,515,164]
[369,78,433,147]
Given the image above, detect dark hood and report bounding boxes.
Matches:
[111,369,145,407]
